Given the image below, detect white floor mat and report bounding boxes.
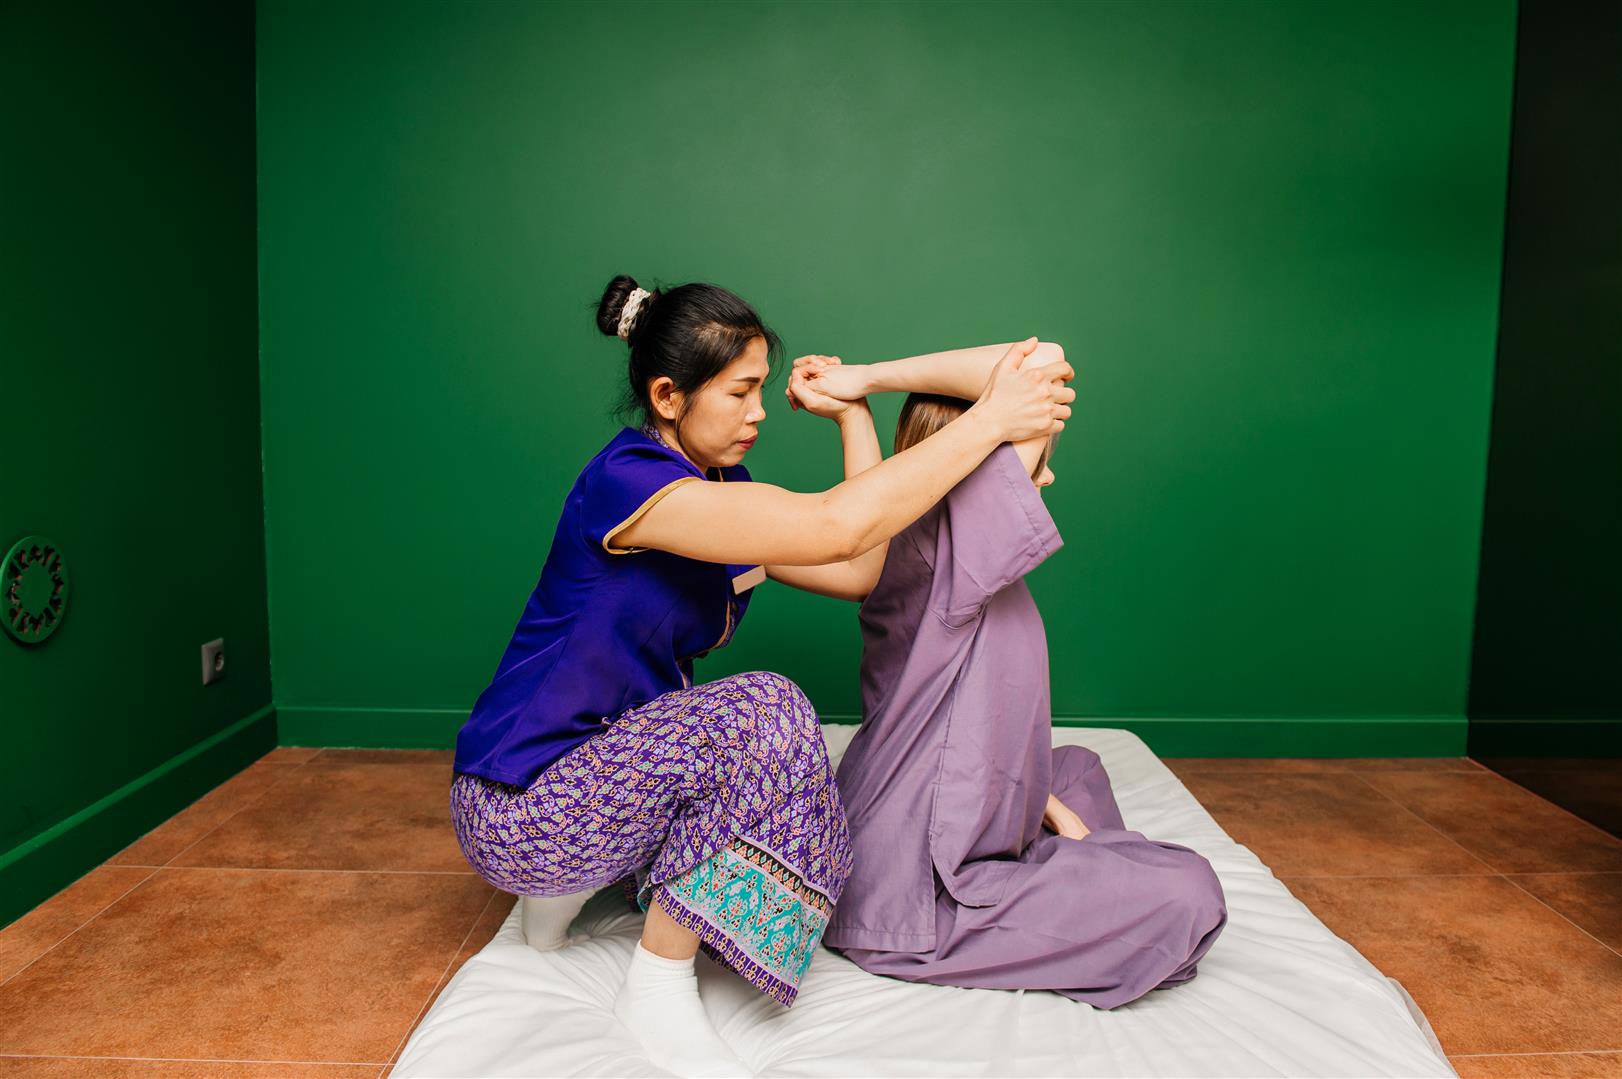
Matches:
[394,726,1455,1077]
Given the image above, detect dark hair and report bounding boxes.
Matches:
[594,274,784,430]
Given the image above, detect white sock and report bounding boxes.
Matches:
[613,941,752,1077]
[519,890,593,952]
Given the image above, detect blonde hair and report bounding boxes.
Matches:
[894,393,1055,478]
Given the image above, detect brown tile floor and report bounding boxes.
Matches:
[1169,756,1622,1077]
[1,748,1619,1077]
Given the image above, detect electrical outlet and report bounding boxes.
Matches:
[201,638,226,685]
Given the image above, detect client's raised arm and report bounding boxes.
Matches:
[613,340,1073,568]
[765,358,889,601]
[783,340,1069,407]
[786,340,1069,487]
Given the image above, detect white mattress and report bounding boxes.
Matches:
[394,727,1456,1078]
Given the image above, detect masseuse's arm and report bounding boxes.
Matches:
[764,390,889,602]
[613,340,1074,566]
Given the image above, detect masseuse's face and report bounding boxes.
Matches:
[652,336,769,471]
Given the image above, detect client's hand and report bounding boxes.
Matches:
[1043,794,1091,840]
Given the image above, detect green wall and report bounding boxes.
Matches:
[0,0,1529,931]
[0,1,272,925]
[259,0,1516,755]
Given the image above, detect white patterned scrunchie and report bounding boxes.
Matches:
[616,287,653,340]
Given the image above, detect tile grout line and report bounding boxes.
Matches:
[104,865,482,876]
[157,757,316,867]
[1284,868,1622,879]
[1389,774,1622,860]
[0,868,160,991]
[129,753,454,872]
[1,753,315,991]
[2,748,478,1077]
[1451,1048,1622,1058]
[0,1053,386,1065]
[1458,868,1622,877]
[1345,771,1516,873]
[378,887,505,1074]
[1349,772,1622,961]
[1351,768,1622,882]
[1472,768,1622,841]
[1496,873,1622,961]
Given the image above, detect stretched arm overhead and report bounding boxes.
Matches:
[789,340,1070,407]
[870,340,1068,400]
[613,339,1074,567]
[765,363,889,602]
[788,341,1068,482]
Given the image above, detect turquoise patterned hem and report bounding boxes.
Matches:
[639,835,833,1006]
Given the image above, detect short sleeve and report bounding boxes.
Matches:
[932,441,1063,628]
[579,441,704,555]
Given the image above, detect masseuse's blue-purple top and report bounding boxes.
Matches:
[454,425,758,788]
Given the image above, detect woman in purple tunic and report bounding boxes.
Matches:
[447,274,1075,1075]
[789,354,1228,1009]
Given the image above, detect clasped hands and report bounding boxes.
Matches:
[784,354,870,420]
[783,341,1074,436]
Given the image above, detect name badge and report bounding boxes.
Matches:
[732,565,766,594]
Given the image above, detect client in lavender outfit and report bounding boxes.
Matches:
[785,347,1228,1008]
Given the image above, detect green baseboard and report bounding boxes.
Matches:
[0,704,277,930]
[275,705,470,748]
[277,705,1466,758]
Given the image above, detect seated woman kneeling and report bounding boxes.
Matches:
[785,348,1229,1009]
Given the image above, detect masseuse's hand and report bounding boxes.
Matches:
[1043,794,1091,840]
[787,355,862,420]
[787,354,872,408]
[970,337,1075,442]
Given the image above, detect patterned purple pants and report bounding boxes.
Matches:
[448,670,853,1006]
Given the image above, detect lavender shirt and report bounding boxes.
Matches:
[824,441,1064,953]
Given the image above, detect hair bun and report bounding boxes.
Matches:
[616,286,654,340]
[595,275,657,342]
